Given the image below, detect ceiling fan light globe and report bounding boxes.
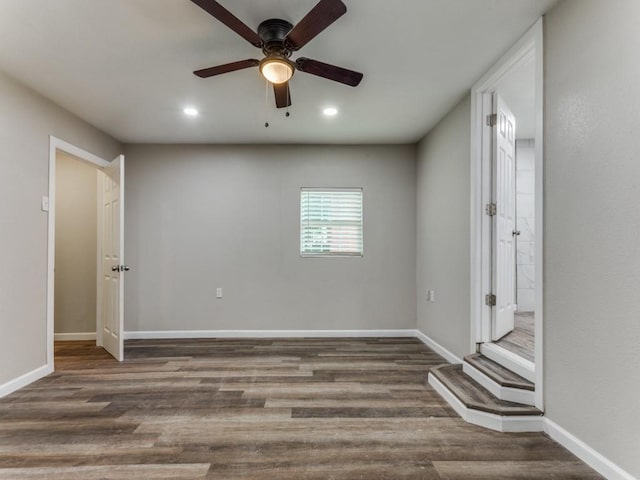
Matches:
[260,58,294,84]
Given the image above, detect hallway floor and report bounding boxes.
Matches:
[495,312,535,362]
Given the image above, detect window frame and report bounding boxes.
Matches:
[299,187,364,258]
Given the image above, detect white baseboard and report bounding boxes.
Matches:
[413,329,462,364]
[480,342,535,382]
[0,364,52,399]
[54,332,96,341]
[544,418,637,480]
[427,372,543,432]
[462,362,535,406]
[124,329,417,340]
[124,329,464,366]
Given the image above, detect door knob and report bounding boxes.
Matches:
[123,265,130,271]
[512,230,521,236]
[111,265,120,272]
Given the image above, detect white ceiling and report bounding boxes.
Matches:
[0,0,556,144]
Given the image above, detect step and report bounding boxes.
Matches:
[464,353,534,390]
[430,364,540,416]
[428,364,543,432]
[480,342,535,383]
[463,353,536,406]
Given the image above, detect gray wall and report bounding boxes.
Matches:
[0,69,121,387]
[124,144,417,332]
[54,152,98,335]
[545,1,640,477]
[416,95,471,360]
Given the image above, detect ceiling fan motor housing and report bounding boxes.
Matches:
[258,19,294,56]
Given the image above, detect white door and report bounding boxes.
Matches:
[101,155,125,361]
[491,94,517,341]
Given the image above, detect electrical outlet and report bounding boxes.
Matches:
[427,290,435,302]
[41,196,49,212]
[216,288,222,299]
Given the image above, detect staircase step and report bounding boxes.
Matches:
[430,364,541,417]
[464,353,534,391]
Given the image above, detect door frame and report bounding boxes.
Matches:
[46,136,109,368]
[469,19,544,409]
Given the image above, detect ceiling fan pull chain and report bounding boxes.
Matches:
[264,79,270,128]
[286,87,291,117]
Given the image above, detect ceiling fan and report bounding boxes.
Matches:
[190,0,363,109]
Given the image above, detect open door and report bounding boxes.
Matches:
[100,155,125,361]
[491,94,517,341]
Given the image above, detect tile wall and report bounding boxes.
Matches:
[516,139,535,312]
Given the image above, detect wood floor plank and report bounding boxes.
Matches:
[434,460,604,479]
[0,339,602,479]
[495,312,535,362]
[0,464,210,479]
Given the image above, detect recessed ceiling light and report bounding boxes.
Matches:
[323,107,338,117]
[183,107,199,117]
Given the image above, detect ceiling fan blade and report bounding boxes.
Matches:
[190,0,263,48]
[273,82,292,108]
[295,58,363,86]
[194,59,259,78]
[285,0,347,51]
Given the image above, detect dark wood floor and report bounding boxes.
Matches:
[0,338,601,479]
[495,312,535,362]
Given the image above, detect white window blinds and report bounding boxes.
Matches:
[300,188,363,257]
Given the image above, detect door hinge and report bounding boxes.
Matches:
[485,294,496,307]
[485,203,497,216]
[486,113,497,127]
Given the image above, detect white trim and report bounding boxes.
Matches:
[427,373,543,432]
[462,361,535,406]
[124,329,464,365]
[47,139,56,369]
[54,332,97,341]
[413,329,463,364]
[124,329,418,340]
[480,343,535,383]
[0,364,52,399]
[47,136,111,373]
[544,418,637,480]
[532,19,545,412]
[469,18,544,410]
[50,137,110,168]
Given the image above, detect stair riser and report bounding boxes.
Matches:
[463,362,536,406]
[480,343,535,383]
[428,373,543,432]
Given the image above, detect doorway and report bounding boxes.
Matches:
[54,151,101,342]
[470,20,543,409]
[46,136,126,367]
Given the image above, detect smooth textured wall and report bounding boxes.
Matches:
[54,152,98,334]
[545,1,640,476]
[124,144,417,332]
[0,69,121,387]
[416,95,471,360]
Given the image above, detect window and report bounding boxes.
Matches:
[300,188,363,257]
